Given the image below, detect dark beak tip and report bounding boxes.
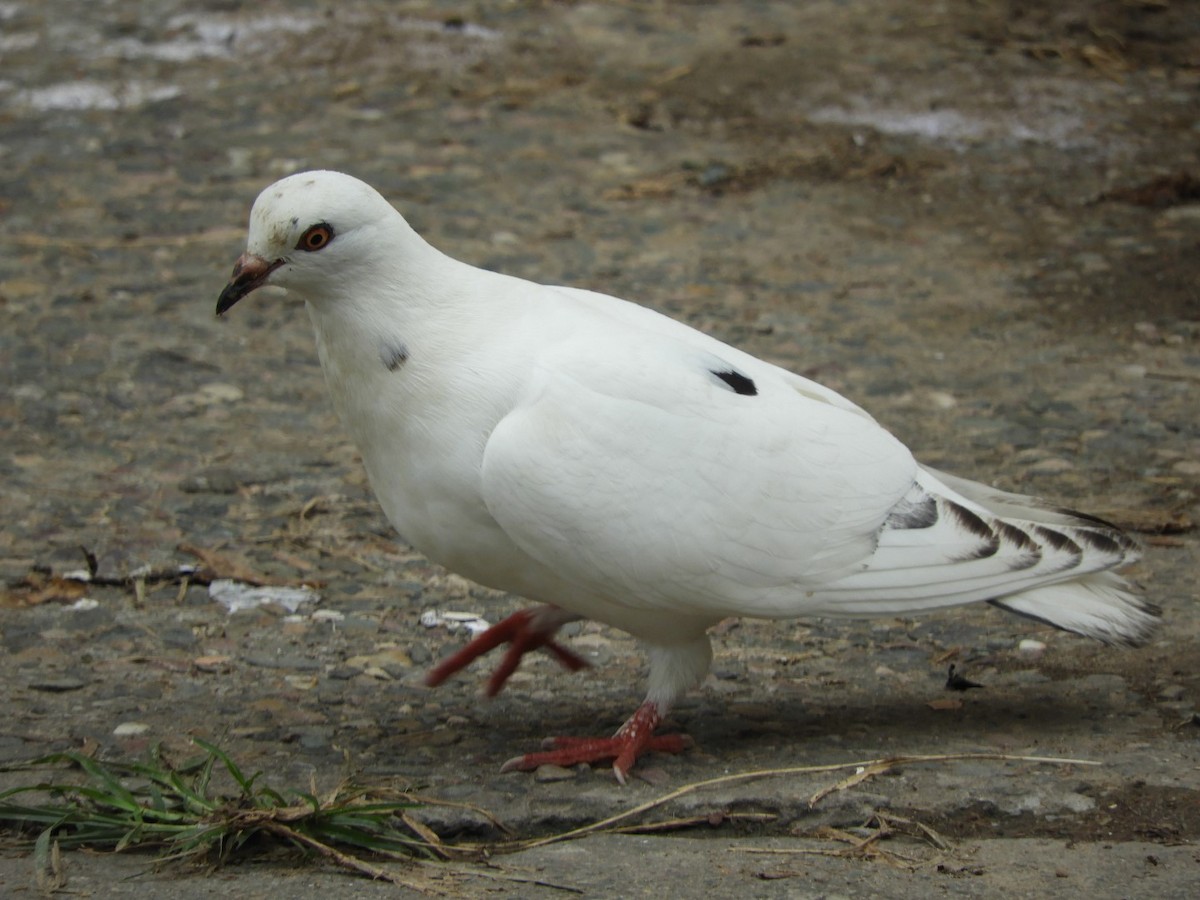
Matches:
[215,284,243,317]
[215,254,279,317]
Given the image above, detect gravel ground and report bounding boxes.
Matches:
[2,0,1198,896]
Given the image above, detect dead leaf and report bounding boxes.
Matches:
[0,570,88,607]
[178,542,271,584]
[927,698,964,711]
[178,542,320,587]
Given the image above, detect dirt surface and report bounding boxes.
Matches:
[2,0,1199,896]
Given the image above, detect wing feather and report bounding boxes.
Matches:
[481,320,916,620]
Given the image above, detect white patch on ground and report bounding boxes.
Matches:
[809,100,1089,149]
[6,10,501,114]
[16,80,182,112]
[209,579,321,615]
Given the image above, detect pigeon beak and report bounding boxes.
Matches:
[216,253,283,316]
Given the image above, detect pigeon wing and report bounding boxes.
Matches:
[480,327,917,621]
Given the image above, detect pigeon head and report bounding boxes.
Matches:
[216,170,397,315]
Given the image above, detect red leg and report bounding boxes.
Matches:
[425,607,588,697]
[499,701,692,784]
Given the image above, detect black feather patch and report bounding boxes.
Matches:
[946,499,1000,561]
[997,521,1041,570]
[379,341,410,372]
[1074,528,1126,556]
[1033,526,1083,557]
[885,488,938,530]
[945,500,993,540]
[995,521,1040,555]
[711,369,758,396]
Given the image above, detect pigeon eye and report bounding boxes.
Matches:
[297,223,334,252]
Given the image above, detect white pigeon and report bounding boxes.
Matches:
[218,170,1157,783]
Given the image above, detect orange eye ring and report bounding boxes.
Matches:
[297,223,334,252]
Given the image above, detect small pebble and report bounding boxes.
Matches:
[534,764,577,782]
[1018,639,1046,655]
[193,655,232,672]
[113,722,150,737]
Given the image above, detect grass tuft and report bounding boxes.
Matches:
[0,739,448,887]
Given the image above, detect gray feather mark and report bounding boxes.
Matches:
[380,340,410,372]
[884,487,938,530]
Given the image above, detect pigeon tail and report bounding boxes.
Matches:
[989,571,1159,647]
[804,468,1156,646]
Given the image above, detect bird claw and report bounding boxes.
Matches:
[425,607,588,696]
[497,702,691,783]
[427,615,690,781]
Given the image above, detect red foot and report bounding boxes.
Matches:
[425,608,589,697]
[499,702,692,784]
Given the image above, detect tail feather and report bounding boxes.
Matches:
[809,467,1159,646]
[989,572,1160,647]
